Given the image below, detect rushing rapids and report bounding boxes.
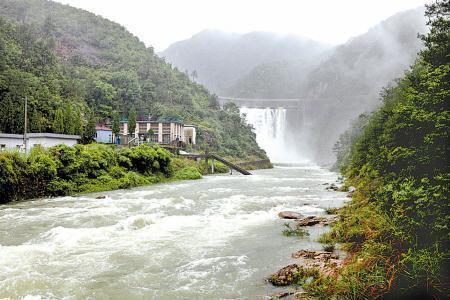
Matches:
[0,166,346,299]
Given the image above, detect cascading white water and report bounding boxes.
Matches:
[241,107,307,163]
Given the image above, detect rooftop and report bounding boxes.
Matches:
[0,133,81,139]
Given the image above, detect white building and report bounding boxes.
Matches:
[120,121,195,145]
[0,133,81,152]
[183,125,196,145]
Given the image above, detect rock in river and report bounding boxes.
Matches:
[295,215,337,227]
[278,211,304,219]
[268,264,301,286]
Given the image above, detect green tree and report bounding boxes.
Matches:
[63,105,76,135]
[82,112,96,143]
[73,107,83,135]
[128,106,137,136]
[112,111,120,142]
[30,109,43,132]
[52,109,64,133]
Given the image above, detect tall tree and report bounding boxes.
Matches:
[30,109,43,133]
[52,109,64,133]
[73,107,83,135]
[128,106,137,136]
[112,111,120,140]
[63,105,76,135]
[82,111,96,143]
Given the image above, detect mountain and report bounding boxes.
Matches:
[162,8,427,164]
[303,7,427,163]
[160,30,329,95]
[0,0,266,159]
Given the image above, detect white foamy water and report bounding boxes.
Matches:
[0,165,347,299]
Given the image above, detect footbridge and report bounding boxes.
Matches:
[180,153,252,175]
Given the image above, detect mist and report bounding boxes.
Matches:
[162,7,427,165]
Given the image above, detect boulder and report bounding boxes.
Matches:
[325,183,339,191]
[348,186,356,193]
[278,211,304,219]
[290,250,343,277]
[95,195,106,199]
[268,264,301,286]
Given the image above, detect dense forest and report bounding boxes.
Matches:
[315,1,449,297]
[0,0,266,160]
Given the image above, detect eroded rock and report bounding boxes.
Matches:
[268,264,318,286]
[291,250,343,277]
[295,215,338,227]
[268,264,302,286]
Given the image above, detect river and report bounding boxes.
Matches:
[0,164,347,299]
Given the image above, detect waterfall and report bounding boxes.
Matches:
[241,107,308,163]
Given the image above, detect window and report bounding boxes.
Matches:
[150,134,159,143]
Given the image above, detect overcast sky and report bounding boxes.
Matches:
[54,0,429,51]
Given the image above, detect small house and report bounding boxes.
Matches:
[95,125,113,144]
[0,133,81,152]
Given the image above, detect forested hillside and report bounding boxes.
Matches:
[0,0,266,159]
[314,2,448,297]
[160,30,329,95]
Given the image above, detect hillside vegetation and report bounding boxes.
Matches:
[308,2,449,297]
[0,0,266,160]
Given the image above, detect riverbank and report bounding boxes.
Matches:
[0,144,223,204]
[267,175,448,299]
[0,143,273,204]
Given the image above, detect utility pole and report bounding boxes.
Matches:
[23,96,28,152]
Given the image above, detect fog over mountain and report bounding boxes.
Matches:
[303,7,426,163]
[160,30,330,95]
[161,7,427,164]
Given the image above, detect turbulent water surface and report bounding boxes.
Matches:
[0,165,347,299]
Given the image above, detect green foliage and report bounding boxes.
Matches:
[52,108,64,134]
[314,2,449,298]
[0,143,180,203]
[322,244,335,252]
[83,112,96,143]
[0,0,267,160]
[174,166,202,180]
[128,106,137,135]
[282,223,310,237]
[112,111,120,136]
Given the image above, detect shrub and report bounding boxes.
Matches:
[0,151,26,202]
[174,166,202,180]
[109,166,126,179]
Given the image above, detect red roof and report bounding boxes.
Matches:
[95,125,112,131]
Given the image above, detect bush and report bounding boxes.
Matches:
[0,143,176,203]
[0,151,26,202]
[174,166,202,180]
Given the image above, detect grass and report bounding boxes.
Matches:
[282,223,310,237]
[322,244,336,252]
[325,207,340,215]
